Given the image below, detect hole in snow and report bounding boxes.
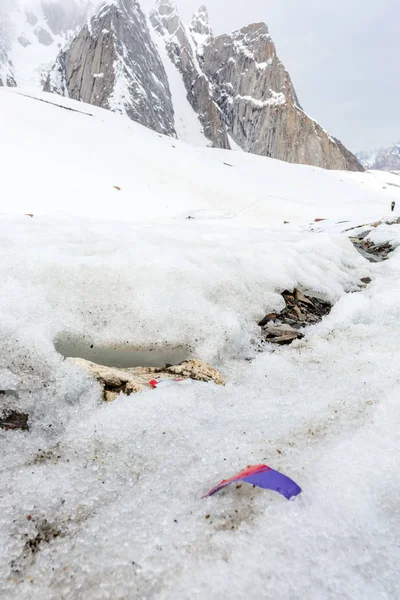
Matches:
[54,337,190,368]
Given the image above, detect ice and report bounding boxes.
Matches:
[1,88,400,599]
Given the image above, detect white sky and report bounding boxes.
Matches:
[174,0,400,151]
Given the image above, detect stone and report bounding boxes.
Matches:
[294,288,314,306]
[263,324,304,345]
[0,410,29,431]
[258,313,278,327]
[161,359,225,385]
[349,230,394,263]
[259,288,332,345]
[68,357,224,401]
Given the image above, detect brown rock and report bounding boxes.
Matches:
[0,410,29,431]
[258,313,277,327]
[68,357,224,401]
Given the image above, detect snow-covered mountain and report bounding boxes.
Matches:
[357,144,400,172]
[0,0,97,88]
[43,0,363,171]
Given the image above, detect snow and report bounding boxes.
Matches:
[1,88,400,599]
[1,88,396,224]
[236,91,286,108]
[227,134,244,152]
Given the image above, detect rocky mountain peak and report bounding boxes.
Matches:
[42,0,362,171]
[152,0,180,35]
[45,0,176,136]
[189,6,212,38]
[356,143,400,171]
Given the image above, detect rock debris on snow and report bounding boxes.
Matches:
[68,357,224,401]
[259,289,332,344]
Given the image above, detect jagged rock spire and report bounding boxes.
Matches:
[151,0,180,35]
[190,6,212,38]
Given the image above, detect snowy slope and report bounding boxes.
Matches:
[1,88,400,599]
[0,88,396,223]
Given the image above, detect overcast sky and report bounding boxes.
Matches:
[173,0,399,151]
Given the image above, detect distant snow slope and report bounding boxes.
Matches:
[0,88,396,223]
[1,88,400,599]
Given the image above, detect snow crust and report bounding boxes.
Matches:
[1,88,400,599]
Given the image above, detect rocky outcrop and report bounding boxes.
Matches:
[356,144,400,171]
[45,0,176,136]
[258,288,332,345]
[150,0,229,148]
[200,23,362,170]
[151,1,362,170]
[68,357,224,402]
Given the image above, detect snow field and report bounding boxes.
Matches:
[1,88,400,598]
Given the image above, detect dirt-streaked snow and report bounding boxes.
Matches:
[1,88,400,600]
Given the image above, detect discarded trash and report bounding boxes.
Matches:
[148,378,184,388]
[205,464,302,500]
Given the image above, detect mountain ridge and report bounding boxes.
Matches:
[356,144,400,171]
[2,0,363,171]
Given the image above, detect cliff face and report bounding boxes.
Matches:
[45,0,176,137]
[151,2,363,171]
[149,0,229,148]
[45,0,363,171]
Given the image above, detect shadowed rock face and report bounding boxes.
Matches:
[150,0,229,148]
[44,0,176,137]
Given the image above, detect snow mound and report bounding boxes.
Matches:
[1,88,400,599]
